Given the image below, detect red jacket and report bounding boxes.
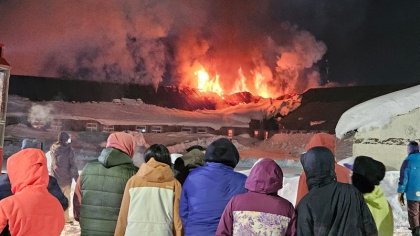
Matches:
[0,148,65,236]
[296,133,351,205]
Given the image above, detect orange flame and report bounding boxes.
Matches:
[195,66,223,96]
[193,63,276,98]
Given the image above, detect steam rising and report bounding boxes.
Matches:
[28,104,54,127]
[0,0,326,96]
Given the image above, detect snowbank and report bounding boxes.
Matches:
[336,84,420,139]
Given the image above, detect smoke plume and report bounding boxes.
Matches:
[0,0,326,96]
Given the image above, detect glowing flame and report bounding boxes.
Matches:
[193,63,276,98]
[194,66,223,96]
[253,72,270,98]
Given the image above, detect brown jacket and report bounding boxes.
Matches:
[114,158,183,236]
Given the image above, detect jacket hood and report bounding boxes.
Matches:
[245,159,283,194]
[301,147,336,190]
[98,148,134,168]
[364,185,386,209]
[7,148,49,194]
[204,138,240,168]
[305,133,336,155]
[138,158,174,182]
[106,132,135,158]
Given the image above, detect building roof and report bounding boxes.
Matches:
[279,84,416,133]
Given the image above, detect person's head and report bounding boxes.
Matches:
[204,138,240,168]
[57,132,70,144]
[21,138,42,150]
[175,148,205,170]
[7,148,49,194]
[144,144,171,166]
[407,141,419,155]
[301,147,336,190]
[305,132,336,155]
[352,156,385,194]
[245,158,283,194]
[186,145,206,152]
[106,132,135,158]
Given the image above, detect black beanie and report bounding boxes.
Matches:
[58,132,70,143]
[352,156,385,193]
[204,138,240,168]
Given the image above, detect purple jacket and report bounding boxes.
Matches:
[216,159,296,236]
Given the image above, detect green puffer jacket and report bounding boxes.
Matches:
[79,148,138,236]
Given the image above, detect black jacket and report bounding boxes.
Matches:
[297,147,378,236]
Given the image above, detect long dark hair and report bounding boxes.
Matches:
[144,144,171,166]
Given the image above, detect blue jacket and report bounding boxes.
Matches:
[180,162,247,236]
[398,152,420,201]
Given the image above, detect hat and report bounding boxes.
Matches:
[58,132,70,144]
[352,156,385,193]
[21,138,42,150]
[204,138,240,168]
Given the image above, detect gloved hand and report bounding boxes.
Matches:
[398,192,405,207]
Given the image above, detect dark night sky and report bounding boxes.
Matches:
[0,0,418,92]
[273,0,419,85]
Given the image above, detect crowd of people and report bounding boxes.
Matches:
[0,131,418,236]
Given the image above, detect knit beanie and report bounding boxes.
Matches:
[58,132,70,144]
[352,156,385,193]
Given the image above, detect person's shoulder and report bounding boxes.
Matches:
[231,171,247,180]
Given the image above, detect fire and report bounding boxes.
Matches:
[195,67,223,96]
[193,64,276,98]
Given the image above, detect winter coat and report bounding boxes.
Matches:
[114,158,183,236]
[74,147,138,236]
[363,186,394,236]
[296,133,351,204]
[398,152,420,201]
[0,148,65,236]
[216,159,296,236]
[0,174,68,210]
[297,147,377,236]
[50,142,79,187]
[180,163,247,235]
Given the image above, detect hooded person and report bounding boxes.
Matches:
[295,132,351,205]
[0,140,68,236]
[49,131,79,223]
[0,148,65,236]
[114,144,183,236]
[216,159,296,236]
[352,156,394,236]
[73,132,138,236]
[174,146,205,185]
[398,141,420,235]
[180,138,247,236]
[297,147,377,236]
